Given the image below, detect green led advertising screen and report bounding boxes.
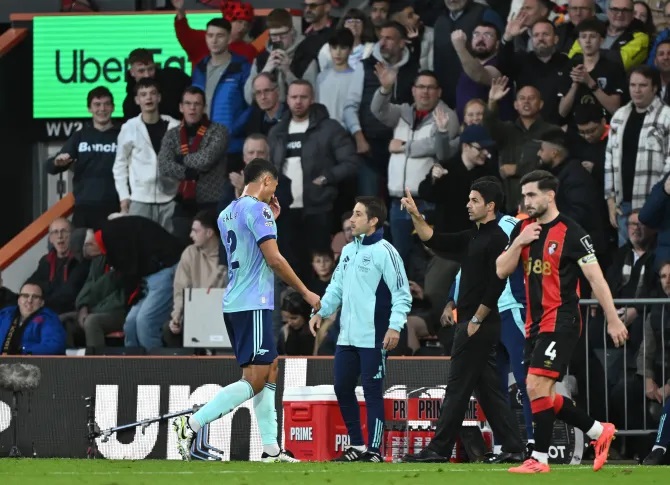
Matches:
[33,13,220,119]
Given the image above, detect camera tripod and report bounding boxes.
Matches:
[84,396,223,460]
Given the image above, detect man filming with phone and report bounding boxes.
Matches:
[244,9,318,105]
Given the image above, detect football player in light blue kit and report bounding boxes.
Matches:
[309,197,412,462]
[173,158,321,462]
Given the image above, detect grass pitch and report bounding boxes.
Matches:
[0,460,667,485]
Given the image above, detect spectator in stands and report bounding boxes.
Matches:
[113,79,181,232]
[369,0,390,34]
[405,280,434,355]
[85,216,184,350]
[331,211,354,259]
[122,48,190,121]
[344,21,419,197]
[452,23,515,122]
[316,29,364,130]
[388,0,434,70]
[512,0,552,53]
[536,129,606,253]
[45,87,120,230]
[633,1,656,37]
[191,18,250,169]
[164,210,227,348]
[30,218,89,315]
[293,0,337,74]
[371,68,459,263]
[611,261,670,455]
[558,18,625,123]
[268,80,360,278]
[317,9,376,71]
[73,235,126,350]
[432,0,504,109]
[244,9,318,106]
[462,98,486,126]
[172,0,257,66]
[556,0,597,53]
[0,272,17,309]
[605,65,670,246]
[484,77,560,213]
[278,289,316,356]
[308,248,335,296]
[567,0,649,71]
[653,40,670,105]
[158,86,229,244]
[0,281,66,356]
[499,18,572,124]
[640,173,670,270]
[245,73,287,136]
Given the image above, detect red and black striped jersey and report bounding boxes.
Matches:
[507,213,597,338]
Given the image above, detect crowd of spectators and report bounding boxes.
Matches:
[1,0,670,460]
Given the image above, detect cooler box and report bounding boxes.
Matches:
[283,385,368,461]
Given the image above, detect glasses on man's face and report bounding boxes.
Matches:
[414,84,439,91]
[254,87,277,97]
[304,1,326,9]
[19,293,43,301]
[49,229,70,237]
[472,31,495,39]
[269,29,291,40]
[609,6,633,14]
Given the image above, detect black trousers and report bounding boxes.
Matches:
[428,321,524,456]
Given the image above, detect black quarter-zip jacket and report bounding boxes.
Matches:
[424,219,508,323]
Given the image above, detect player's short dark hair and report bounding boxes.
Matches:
[328,28,355,49]
[520,169,559,194]
[193,209,220,238]
[182,86,206,104]
[244,158,278,184]
[629,64,662,91]
[133,77,161,95]
[414,70,440,87]
[311,247,335,260]
[207,17,232,32]
[470,179,503,213]
[378,20,408,39]
[128,48,154,65]
[575,18,606,38]
[355,196,387,229]
[87,86,114,107]
[281,290,312,319]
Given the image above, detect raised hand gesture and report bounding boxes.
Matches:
[434,105,450,133]
[374,62,398,92]
[489,76,510,103]
[504,11,529,40]
[400,187,421,217]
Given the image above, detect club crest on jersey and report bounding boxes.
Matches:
[547,241,559,255]
[262,207,273,221]
[362,254,372,265]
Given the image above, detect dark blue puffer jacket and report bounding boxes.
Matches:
[0,306,66,355]
[191,53,252,155]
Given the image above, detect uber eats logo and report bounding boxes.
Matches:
[33,13,219,119]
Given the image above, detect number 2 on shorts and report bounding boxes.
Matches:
[545,341,557,361]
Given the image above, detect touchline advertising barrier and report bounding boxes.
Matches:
[0,356,581,463]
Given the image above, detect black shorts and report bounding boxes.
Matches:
[526,330,579,380]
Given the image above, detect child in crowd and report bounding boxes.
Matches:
[277,289,316,356]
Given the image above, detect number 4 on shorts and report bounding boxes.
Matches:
[545,341,557,361]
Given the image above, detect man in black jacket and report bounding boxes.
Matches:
[400,181,525,463]
[268,80,359,278]
[85,216,185,350]
[123,48,191,121]
[45,87,120,230]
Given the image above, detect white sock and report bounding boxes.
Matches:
[493,445,502,454]
[187,416,201,434]
[263,444,281,456]
[352,445,367,452]
[586,421,604,440]
[652,445,667,453]
[531,451,548,464]
[527,439,535,444]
